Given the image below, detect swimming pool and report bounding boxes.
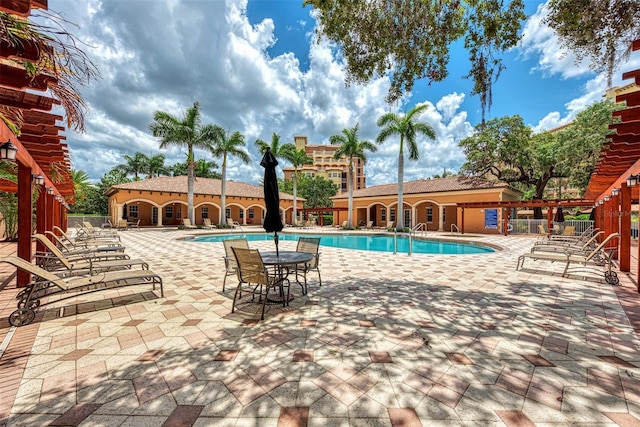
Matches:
[191,233,495,254]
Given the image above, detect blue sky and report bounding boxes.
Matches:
[46,0,639,186]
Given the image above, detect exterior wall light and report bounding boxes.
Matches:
[604,195,610,201]
[33,174,45,186]
[627,174,638,187]
[0,140,18,161]
[611,187,620,196]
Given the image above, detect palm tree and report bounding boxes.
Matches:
[209,127,250,224]
[149,102,217,223]
[71,169,92,203]
[145,153,168,178]
[282,147,313,225]
[255,132,295,158]
[115,152,148,180]
[330,124,377,228]
[376,104,436,230]
[194,159,221,179]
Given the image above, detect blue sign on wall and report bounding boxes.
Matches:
[485,209,498,229]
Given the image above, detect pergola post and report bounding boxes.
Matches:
[620,183,631,272]
[36,184,47,254]
[611,192,620,260]
[17,162,33,287]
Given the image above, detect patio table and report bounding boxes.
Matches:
[260,250,314,302]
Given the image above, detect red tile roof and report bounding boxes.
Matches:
[332,176,512,199]
[107,176,296,200]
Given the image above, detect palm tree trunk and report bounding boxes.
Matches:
[347,163,353,228]
[187,148,195,224]
[221,154,227,225]
[397,138,404,230]
[292,172,298,225]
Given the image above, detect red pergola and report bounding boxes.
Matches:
[0,0,73,286]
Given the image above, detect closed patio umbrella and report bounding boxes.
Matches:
[260,147,283,256]
[554,205,565,223]
[122,203,128,220]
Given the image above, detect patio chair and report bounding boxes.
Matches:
[222,237,249,291]
[203,218,215,229]
[231,247,290,320]
[516,233,620,285]
[227,218,240,228]
[53,226,121,245]
[365,220,373,229]
[531,231,604,255]
[80,221,120,238]
[294,237,321,294]
[2,256,163,327]
[182,218,197,229]
[537,224,551,239]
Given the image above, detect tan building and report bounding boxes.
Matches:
[105,176,302,227]
[331,176,521,233]
[282,136,365,193]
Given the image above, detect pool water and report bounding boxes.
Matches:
[191,233,495,255]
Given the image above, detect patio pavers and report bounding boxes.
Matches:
[0,229,640,426]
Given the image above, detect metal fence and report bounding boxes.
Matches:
[68,216,110,229]
[508,219,595,236]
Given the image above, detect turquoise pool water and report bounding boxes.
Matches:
[191,233,495,254]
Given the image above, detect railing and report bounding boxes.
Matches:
[412,223,426,233]
[451,224,460,233]
[507,219,595,236]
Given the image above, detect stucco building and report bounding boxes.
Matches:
[105,176,302,227]
[331,176,521,233]
[282,136,365,193]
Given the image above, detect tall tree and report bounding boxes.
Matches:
[71,169,91,204]
[279,175,339,209]
[545,0,640,88]
[282,148,313,224]
[209,127,250,224]
[329,124,377,228]
[255,132,295,161]
[115,152,148,180]
[194,159,222,179]
[376,104,436,230]
[149,102,216,223]
[304,0,525,123]
[145,153,168,178]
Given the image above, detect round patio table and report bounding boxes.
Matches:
[260,250,315,302]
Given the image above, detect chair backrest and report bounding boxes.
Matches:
[341,221,347,227]
[83,221,97,231]
[204,218,212,226]
[297,237,320,268]
[584,233,620,261]
[231,247,268,285]
[579,231,605,250]
[45,230,70,250]
[562,225,575,236]
[538,224,547,235]
[183,218,192,227]
[1,256,67,287]
[366,221,373,228]
[32,234,73,269]
[223,238,249,270]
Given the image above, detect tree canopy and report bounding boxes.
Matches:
[279,175,339,209]
[458,100,621,214]
[304,0,525,123]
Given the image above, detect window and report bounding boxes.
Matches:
[404,209,410,227]
[239,210,244,219]
[165,206,173,218]
[381,209,386,221]
[176,205,181,219]
[225,208,231,219]
[442,207,446,222]
[390,209,396,222]
[152,207,158,224]
[128,205,138,218]
[201,207,209,219]
[427,206,433,223]
[248,208,255,219]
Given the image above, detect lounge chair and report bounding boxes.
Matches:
[2,256,163,327]
[231,247,290,320]
[544,226,595,243]
[365,220,373,229]
[294,237,321,294]
[53,226,121,245]
[182,218,197,229]
[44,230,125,255]
[227,218,240,228]
[516,233,620,284]
[341,221,348,228]
[537,224,551,239]
[32,234,145,276]
[531,231,604,255]
[203,218,215,229]
[222,238,249,291]
[80,222,120,239]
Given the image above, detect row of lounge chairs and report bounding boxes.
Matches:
[3,227,163,327]
[516,227,620,285]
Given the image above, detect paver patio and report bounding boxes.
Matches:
[1,228,639,426]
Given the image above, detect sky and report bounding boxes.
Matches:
[40,0,640,186]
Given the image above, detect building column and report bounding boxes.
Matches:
[242,207,247,225]
[438,204,444,232]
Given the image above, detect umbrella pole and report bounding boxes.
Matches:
[274,231,279,257]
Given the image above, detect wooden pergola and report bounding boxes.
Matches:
[1,0,74,286]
